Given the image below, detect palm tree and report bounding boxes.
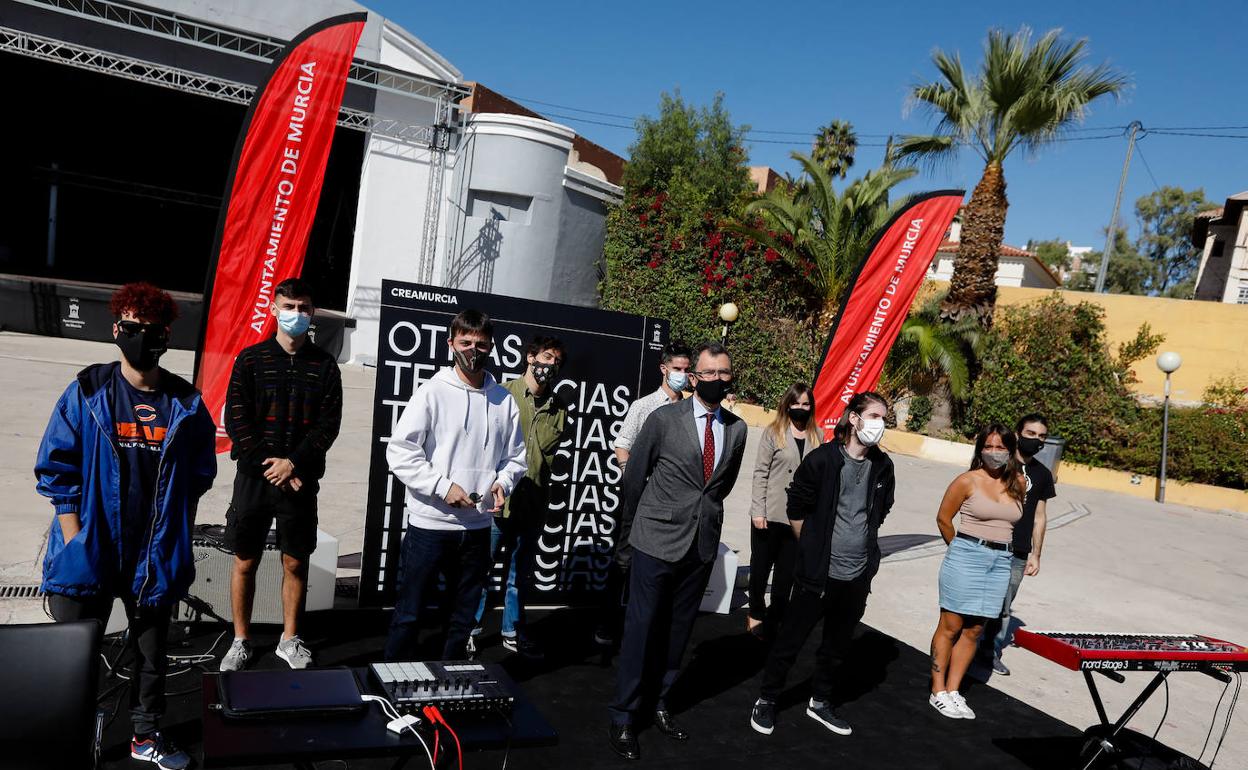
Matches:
[812,120,858,179]
[881,292,984,402]
[894,27,1127,326]
[731,152,916,329]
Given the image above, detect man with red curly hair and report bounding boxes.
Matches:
[35,281,216,769]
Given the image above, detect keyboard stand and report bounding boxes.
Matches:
[1078,670,1170,770]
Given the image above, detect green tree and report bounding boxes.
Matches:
[601,94,821,405]
[812,119,858,179]
[621,90,751,215]
[729,152,916,329]
[966,294,1160,466]
[1026,238,1072,274]
[1078,226,1162,296]
[895,27,1127,327]
[879,290,980,403]
[1134,186,1208,295]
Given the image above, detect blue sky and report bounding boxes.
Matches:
[374,0,1247,250]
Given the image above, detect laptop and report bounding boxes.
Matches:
[217,668,366,719]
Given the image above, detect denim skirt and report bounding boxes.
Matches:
[938,536,1014,617]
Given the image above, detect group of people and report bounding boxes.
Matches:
[32,279,1057,769]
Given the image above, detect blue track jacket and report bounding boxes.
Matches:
[35,362,217,606]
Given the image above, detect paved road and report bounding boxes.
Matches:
[1,332,1243,765]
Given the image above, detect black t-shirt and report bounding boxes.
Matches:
[795,436,807,459]
[110,370,173,565]
[1013,457,1057,555]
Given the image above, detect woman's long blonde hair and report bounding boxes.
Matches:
[768,383,822,446]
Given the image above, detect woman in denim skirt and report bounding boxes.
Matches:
[927,425,1025,720]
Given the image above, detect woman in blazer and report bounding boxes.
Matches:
[748,382,822,637]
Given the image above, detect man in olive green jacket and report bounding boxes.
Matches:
[472,336,568,658]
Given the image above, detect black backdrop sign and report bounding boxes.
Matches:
[359,280,669,607]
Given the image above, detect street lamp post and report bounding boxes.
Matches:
[718,302,739,343]
[1156,351,1182,503]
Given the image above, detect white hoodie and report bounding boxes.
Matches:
[386,367,527,530]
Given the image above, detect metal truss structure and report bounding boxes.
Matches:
[0,24,442,145]
[12,0,472,105]
[419,97,455,283]
[4,0,473,268]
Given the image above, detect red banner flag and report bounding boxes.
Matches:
[194,14,365,452]
[812,190,965,433]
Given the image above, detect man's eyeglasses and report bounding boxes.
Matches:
[691,369,733,381]
[116,320,164,337]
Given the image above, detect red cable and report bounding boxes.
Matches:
[431,721,440,765]
[427,706,462,770]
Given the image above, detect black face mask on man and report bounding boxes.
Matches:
[695,377,731,405]
[115,322,168,371]
[1017,437,1045,457]
[531,363,558,386]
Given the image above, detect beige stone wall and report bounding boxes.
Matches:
[995,285,1248,403]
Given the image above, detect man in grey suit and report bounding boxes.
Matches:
[607,342,748,760]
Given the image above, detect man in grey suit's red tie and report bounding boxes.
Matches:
[607,342,749,761]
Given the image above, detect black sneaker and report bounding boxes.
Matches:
[503,636,545,660]
[131,732,192,769]
[806,699,852,736]
[750,698,775,735]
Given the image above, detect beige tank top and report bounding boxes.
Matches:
[958,488,1022,543]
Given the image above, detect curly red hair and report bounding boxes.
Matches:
[109,282,179,326]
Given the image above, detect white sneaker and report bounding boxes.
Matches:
[948,691,976,719]
[219,638,252,672]
[276,634,313,669]
[929,691,964,719]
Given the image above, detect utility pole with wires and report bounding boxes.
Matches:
[1095,121,1144,293]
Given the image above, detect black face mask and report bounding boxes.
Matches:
[788,406,811,423]
[695,378,731,405]
[531,363,558,386]
[1018,437,1045,457]
[115,326,167,371]
[454,348,488,374]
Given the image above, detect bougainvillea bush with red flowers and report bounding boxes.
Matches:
[600,92,821,406]
[603,189,821,406]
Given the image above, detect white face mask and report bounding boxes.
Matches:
[855,417,885,447]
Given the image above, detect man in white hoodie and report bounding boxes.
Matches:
[384,309,527,661]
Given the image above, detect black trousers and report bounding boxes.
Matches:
[593,558,627,639]
[760,572,872,703]
[609,547,713,725]
[49,592,170,735]
[748,522,797,629]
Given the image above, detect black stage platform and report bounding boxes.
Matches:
[97,607,1096,769]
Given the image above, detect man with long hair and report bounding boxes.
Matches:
[36,282,216,768]
[750,391,895,738]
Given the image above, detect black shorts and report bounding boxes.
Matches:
[223,472,319,560]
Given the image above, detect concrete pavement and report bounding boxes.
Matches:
[0,332,1243,766]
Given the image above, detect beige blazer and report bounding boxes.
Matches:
[750,425,822,525]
